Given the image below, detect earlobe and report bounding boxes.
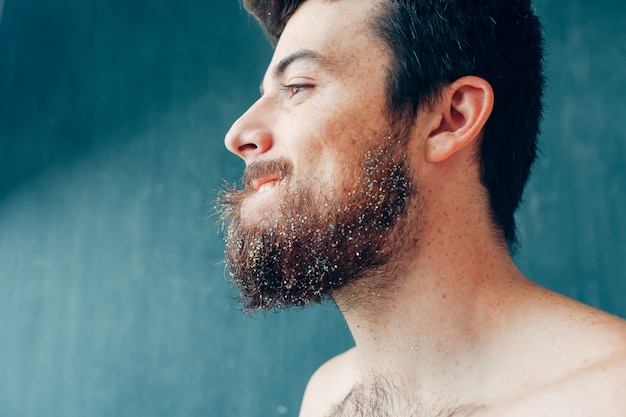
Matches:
[425,76,494,163]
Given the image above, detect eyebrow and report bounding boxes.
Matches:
[272,49,327,79]
[260,49,331,94]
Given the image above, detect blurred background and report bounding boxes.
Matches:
[0,0,624,416]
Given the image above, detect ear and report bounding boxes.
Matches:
[425,76,494,163]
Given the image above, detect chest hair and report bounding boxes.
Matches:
[326,379,483,417]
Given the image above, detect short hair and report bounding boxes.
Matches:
[242,0,545,250]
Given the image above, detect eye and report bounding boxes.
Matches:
[281,83,313,98]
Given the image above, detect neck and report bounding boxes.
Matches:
[333,198,531,403]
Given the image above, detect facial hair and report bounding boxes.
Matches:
[217,128,417,313]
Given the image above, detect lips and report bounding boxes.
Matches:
[243,159,293,193]
[253,177,279,192]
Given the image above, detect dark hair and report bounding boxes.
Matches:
[242,0,545,249]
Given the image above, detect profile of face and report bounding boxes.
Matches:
[219,0,418,312]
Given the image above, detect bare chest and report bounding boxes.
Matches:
[326,383,483,417]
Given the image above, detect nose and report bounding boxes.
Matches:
[224,102,273,163]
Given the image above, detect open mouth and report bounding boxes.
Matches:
[243,159,292,195]
[250,175,281,193]
[256,179,279,193]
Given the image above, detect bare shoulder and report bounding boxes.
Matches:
[299,347,359,417]
[484,292,626,416]
[532,292,626,362]
[481,349,626,417]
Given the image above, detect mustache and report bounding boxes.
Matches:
[242,158,294,190]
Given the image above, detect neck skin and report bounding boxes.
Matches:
[333,146,535,406]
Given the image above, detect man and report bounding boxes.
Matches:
[218,0,626,415]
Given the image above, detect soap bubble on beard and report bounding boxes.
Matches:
[217,127,418,313]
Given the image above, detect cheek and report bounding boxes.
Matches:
[290,113,347,170]
[286,95,389,189]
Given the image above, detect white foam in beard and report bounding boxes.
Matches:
[219,132,417,313]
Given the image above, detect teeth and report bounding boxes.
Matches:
[258,181,277,193]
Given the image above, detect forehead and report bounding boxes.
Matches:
[267,0,385,73]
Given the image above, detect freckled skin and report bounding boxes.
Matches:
[221,0,626,416]
[219,130,417,311]
[220,0,419,311]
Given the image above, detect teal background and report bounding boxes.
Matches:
[0,0,624,416]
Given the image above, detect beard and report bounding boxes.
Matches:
[217,126,417,313]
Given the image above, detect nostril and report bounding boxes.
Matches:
[239,143,258,152]
[225,124,272,160]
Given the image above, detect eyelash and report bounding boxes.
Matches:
[280,83,313,98]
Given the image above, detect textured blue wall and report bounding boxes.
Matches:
[0,0,624,416]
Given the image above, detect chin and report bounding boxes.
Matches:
[239,193,282,227]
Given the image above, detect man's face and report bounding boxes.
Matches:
[219,0,417,312]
